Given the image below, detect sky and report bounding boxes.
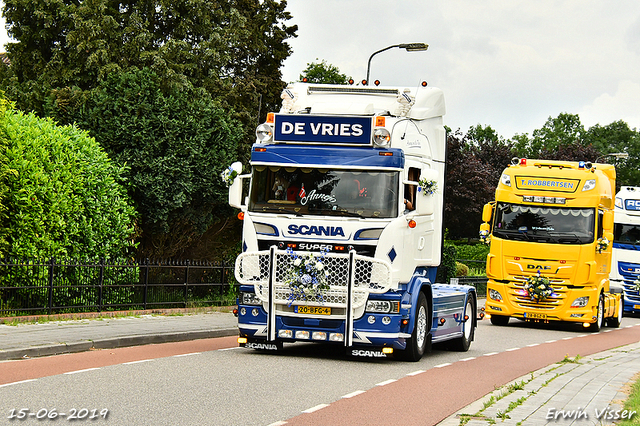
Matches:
[280,0,640,139]
[1,1,639,139]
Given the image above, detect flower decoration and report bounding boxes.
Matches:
[596,237,610,254]
[284,247,330,305]
[479,229,491,245]
[633,279,640,293]
[417,178,437,196]
[220,165,238,188]
[524,270,554,302]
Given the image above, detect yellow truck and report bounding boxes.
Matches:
[480,158,623,331]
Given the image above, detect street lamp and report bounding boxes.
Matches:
[365,43,429,85]
[595,152,629,163]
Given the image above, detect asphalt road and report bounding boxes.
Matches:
[1,317,639,426]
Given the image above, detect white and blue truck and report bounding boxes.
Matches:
[610,186,640,315]
[227,82,477,361]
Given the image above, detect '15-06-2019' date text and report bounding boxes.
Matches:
[8,408,109,421]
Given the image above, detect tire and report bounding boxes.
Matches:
[398,292,431,362]
[490,314,509,326]
[589,294,605,332]
[451,298,475,351]
[607,296,623,328]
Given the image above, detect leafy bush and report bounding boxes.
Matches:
[436,245,458,283]
[456,262,469,277]
[454,243,490,261]
[0,107,136,259]
[48,68,244,257]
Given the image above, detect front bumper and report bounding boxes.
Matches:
[485,280,599,323]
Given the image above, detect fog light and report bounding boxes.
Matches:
[312,332,327,340]
[295,330,310,340]
[251,308,259,317]
[583,322,591,328]
[278,330,293,338]
[368,315,376,324]
[382,316,391,325]
[240,308,246,316]
[382,347,393,354]
[238,337,247,344]
[329,333,344,342]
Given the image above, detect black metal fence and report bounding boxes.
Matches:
[0,258,236,316]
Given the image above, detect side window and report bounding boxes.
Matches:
[597,209,604,239]
[404,167,421,211]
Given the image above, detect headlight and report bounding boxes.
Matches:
[366,300,400,313]
[372,128,391,147]
[500,174,511,187]
[256,123,273,142]
[571,296,589,307]
[582,179,596,191]
[615,197,623,209]
[241,292,262,305]
[489,289,503,301]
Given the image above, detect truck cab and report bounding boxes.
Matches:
[610,186,640,314]
[228,82,477,360]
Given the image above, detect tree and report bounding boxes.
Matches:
[444,130,495,239]
[299,59,351,84]
[466,124,515,188]
[48,68,244,258]
[0,103,136,259]
[513,113,585,158]
[585,121,640,188]
[2,0,297,149]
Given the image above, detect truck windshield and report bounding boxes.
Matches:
[614,223,640,246]
[248,166,399,218]
[493,203,595,244]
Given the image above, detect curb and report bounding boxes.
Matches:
[0,328,238,361]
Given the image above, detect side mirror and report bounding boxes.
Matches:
[482,203,493,223]
[413,169,438,215]
[603,210,614,231]
[226,162,247,209]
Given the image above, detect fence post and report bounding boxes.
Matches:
[48,258,55,315]
[98,258,105,312]
[143,259,149,310]
[184,260,190,308]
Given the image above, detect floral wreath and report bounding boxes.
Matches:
[284,247,330,305]
[479,229,491,245]
[524,270,554,302]
[417,178,437,196]
[220,165,238,188]
[596,237,610,254]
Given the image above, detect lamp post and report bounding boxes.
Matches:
[365,43,429,85]
[595,152,629,163]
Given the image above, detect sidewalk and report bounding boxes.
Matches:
[437,342,640,426]
[0,310,238,361]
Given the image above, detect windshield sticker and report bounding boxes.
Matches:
[300,189,337,206]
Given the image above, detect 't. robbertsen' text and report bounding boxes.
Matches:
[546,406,636,421]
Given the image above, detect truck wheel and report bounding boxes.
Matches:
[490,315,509,326]
[451,298,475,351]
[607,296,623,328]
[589,294,605,332]
[398,292,431,362]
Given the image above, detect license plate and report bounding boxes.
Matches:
[294,306,331,315]
[524,312,547,320]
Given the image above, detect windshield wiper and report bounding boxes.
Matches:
[493,229,533,241]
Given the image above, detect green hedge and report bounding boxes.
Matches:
[0,105,136,259]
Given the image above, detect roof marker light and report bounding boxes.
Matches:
[266,113,275,124]
[374,80,380,86]
[361,79,367,86]
[421,81,428,87]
